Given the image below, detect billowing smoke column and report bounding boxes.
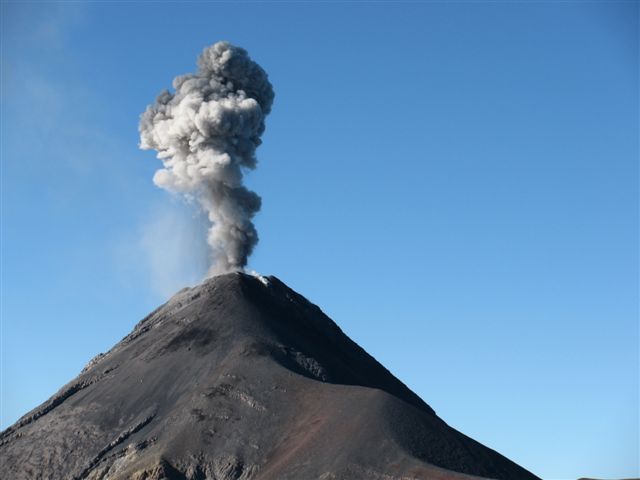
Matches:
[139,41,274,275]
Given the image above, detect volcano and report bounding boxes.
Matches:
[0,273,539,479]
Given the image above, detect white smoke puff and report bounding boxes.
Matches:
[139,41,274,275]
[248,270,270,286]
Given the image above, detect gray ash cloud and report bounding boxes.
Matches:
[139,42,274,275]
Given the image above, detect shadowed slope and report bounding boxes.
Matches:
[0,273,540,480]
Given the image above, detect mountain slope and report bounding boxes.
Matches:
[0,272,540,480]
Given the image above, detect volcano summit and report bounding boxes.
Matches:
[0,273,539,480]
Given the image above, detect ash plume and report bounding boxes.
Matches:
[139,41,274,275]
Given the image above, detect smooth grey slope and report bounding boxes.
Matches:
[0,273,540,480]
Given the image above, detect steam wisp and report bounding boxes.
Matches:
[139,41,274,275]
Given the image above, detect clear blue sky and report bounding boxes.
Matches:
[1,2,638,479]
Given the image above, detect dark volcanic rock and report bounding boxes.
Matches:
[0,273,540,480]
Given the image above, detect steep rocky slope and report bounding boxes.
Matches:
[0,273,539,480]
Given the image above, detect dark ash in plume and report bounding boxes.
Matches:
[139,41,274,275]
